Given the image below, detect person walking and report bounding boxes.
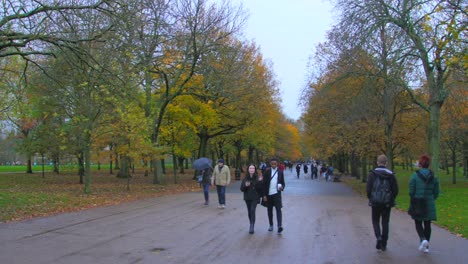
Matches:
[200,167,213,205]
[409,154,440,253]
[366,155,399,251]
[240,165,264,234]
[263,158,286,233]
[211,159,231,209]
[295,163,301,178]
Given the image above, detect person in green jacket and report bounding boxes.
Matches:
[409,154,440,254]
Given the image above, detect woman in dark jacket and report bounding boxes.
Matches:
[240,164,264,234]
[409,154,440,253]
[200,167,213,206]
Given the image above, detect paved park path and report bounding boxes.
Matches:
[1,169,466,264]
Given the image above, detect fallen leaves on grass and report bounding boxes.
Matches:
[0,170,201,223]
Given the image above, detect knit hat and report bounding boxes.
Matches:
[218,159,224,163]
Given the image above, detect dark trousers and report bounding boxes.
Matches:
[216,185,226,205]
[372,206,391,241]
[415,220,432,241]
[245,200,258,224]
[267,193,282,227]
[202,183,210,202]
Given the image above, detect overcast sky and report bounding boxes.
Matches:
[233,0,334,120]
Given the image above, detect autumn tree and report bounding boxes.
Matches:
[333,0,468,173]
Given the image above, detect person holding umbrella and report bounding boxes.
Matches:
[193,157,213,206]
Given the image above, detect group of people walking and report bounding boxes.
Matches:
[367,154,439,253]
[199,153,440,253]
[240,158,285,234]
[199,158,285,234]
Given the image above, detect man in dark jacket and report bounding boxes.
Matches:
[366,155,399,251]
[263,158,286,233]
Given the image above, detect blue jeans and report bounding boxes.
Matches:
[202,184,210,202]
[216,185,226,205]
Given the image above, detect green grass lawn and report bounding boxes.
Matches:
[341,167,468,238]
[0,167,198,223]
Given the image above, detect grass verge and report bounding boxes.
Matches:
[0,168,200,223]
[341,167,467,238]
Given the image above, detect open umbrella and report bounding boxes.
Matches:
[193,157,213,170]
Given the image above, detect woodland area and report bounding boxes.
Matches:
[0,0,302,193]
[0,0,466,194]
[302,0,467,183]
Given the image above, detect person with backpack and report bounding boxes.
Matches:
[366,155,399,251]
[409,154,440,253]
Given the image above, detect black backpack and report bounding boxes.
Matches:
[370,171,393,206]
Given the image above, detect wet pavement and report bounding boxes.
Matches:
[0,169,466,264]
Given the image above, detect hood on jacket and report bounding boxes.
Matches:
[374,167,394,178]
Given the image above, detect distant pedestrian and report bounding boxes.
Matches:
[409,154,439,254]
[312,164,318,179]
[303,164,308,176]
[263,158,286,233]
[240,165,264,234]
[366,155,398,251]
[211,159,231,209]
[327,165,334,182]
[295,163,301,178]
[200,167,213,205]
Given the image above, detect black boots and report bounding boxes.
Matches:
[249,224,254,234]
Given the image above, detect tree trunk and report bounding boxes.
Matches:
[78,153,84,184]
[248,145,254,165]
[173,154,178,184]
[198,134,209,158]
[451,146,457,184]
[41,154,45,178]
[109,152,113,175]
[84,142,91,194]
[178,156,185,174]
[26,155,33,174]
[428,102,442,175]
[152,159,165,185]
[117,155,131,178]
[361,156,367,183]
[53,154,60,174]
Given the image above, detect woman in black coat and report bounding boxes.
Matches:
[240,164,264,234]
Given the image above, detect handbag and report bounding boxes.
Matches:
[408,197,427,218]
[260,197,268,207]
[196,174,203,183]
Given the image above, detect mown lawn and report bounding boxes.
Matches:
[341,167,468,238]
[0,168,200,223]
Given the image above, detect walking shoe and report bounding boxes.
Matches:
[376,239,382,250]
[268,225,273,231]
[418,240,429,251]
[278,226,283,233]
[217,204,222,209]
[424,246,429,253]
[249,224,254,234]
[221,204,225,209]
[381,240,387,251]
